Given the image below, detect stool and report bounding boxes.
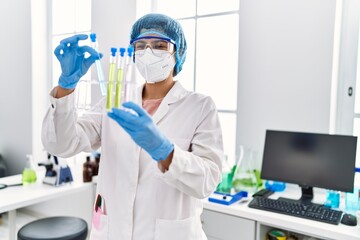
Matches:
[18,216,88,240]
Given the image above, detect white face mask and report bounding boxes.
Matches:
[135,48,176,83]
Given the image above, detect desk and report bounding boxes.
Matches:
[0,173,94,240]
[202,185,360,240]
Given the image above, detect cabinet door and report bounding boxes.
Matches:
[201,209,256,240]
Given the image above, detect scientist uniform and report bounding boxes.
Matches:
[42,80,223,240]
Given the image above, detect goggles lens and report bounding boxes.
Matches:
[131,36,175,52]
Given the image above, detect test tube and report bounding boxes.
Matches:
[114,48,126,108]
[123,46,136,103]
[106,48,117,111]
[89,33,107,96]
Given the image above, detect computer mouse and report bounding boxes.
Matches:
[341,213,357,226]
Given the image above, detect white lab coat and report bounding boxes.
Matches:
[42,81,223,240]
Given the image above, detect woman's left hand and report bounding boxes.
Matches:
[108,102,174,161]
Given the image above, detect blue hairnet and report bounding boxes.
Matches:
[130,13,187,77]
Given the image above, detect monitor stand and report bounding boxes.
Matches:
[278,185,315,204]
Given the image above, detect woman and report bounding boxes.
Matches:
[42,13,223,240]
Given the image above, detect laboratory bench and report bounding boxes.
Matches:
[0,172,94,240]
[201,185,360,240]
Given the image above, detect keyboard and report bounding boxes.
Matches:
[248,196,343,225]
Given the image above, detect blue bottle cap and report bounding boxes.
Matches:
[127,46,134,57]
[355,167,360,173]
[110,48,117,56]
[90,33,96,42]
[119,48,126,57]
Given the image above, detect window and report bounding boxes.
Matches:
[335,1,360,167]
[51,0,92,110]
[143,0,240,165]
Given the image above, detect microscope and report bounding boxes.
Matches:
[38,153,73,186]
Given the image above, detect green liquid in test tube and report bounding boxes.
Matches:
[106,48,117,111]
[115,48,126,108]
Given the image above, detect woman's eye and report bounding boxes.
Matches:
[153,42,168,50]
[135,43,146,50]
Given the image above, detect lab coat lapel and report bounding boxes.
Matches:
[152,81,188,124]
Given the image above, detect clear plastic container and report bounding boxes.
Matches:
[345,168,360,214]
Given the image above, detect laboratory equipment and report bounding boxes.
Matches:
[115,48,126,108]
[38,154,73,186]
[123,46,136,103]
[90,33,107,96]
[106,48,117,111]
[208,191,248,205]
[22,154,37,184]
[248,196,343,225]
[216,156,235,194]
[232,146,259,193]
[261,130,357,202]
[83,156,93,182]
[324,190,340,209]
[345,167,360,214]
[265,180,286,192]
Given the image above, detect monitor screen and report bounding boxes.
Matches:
[261,130,357,193]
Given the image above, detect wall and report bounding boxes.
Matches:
[0,0,33,175]
[237,0,337,154]
[91,0,137,101]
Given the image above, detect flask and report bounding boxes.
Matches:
[232,146,258,193]
[345,167,360,214]
[22,154,37,184]
[83,156,93,182]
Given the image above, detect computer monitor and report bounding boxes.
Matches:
[261,130,357,202]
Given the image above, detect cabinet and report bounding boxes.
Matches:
[202,198,360,240]
[201,209,255,240]
[256,223,327,240]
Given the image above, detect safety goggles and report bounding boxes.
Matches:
[130,36,175,53]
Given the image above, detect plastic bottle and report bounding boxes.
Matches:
[345,167,360,214]
[264,180,286,192]
[324,190,340,208]
[83,156,93,182]
[22,154,37,184]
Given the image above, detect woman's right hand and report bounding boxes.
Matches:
[54,34,103,90]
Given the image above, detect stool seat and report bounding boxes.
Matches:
[18,216,88,240]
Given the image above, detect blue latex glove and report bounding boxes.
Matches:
[108,102,174,161]
[54,34,103,89]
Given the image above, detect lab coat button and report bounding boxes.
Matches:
[51,104,55,109]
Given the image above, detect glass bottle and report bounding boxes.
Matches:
[83,156,93,182]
